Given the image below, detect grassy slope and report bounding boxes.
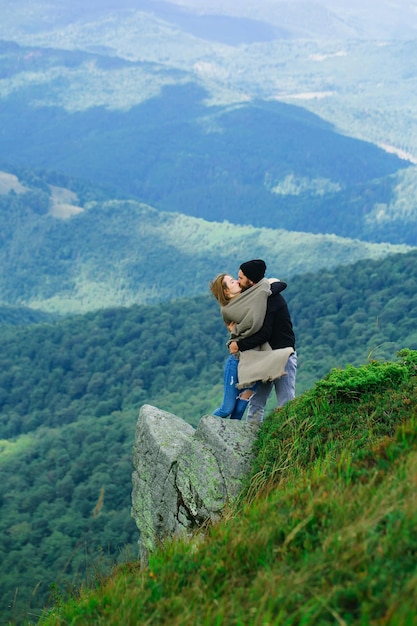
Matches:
[37,350,417,625]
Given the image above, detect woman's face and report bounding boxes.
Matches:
[223,275,241,299]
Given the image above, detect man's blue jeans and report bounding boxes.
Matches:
[213,354,252,420]
[246,352,297,424]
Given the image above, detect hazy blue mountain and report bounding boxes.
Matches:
[1,1,416,312]
[166,0,417,41]
[0,10,416,249]
[4,0,417,42]
[2,0,417,164]
[0,71,413,245]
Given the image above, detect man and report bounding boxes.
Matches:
[229,259,297,423]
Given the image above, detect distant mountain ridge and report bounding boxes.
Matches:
[1,4,417,250]
[4,0,417,43]
[1,0,417,163]
[1,2,416,315]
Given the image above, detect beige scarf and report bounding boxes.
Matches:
[237,345,294,389]
[221,278,271,339]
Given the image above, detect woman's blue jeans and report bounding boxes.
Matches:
[213,354,253,420]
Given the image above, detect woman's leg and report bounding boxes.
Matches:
[230,388,254,420]
[212,355,240,418]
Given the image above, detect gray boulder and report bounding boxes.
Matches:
[131,404,258,563]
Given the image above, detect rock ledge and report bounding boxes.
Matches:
[131,404,258,562]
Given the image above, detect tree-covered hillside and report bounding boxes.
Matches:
[0,305,54,326]
[1,248,417,624]
[0,165,412,314]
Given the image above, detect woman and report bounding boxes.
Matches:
[209,274,265,420]
[210,273,293,420]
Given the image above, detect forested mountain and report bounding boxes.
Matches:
[0,165,411,315]
[1,248,417,624]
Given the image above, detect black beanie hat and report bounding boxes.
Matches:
[239,259,267,283]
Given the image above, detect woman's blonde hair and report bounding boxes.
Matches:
[209,273,229,307]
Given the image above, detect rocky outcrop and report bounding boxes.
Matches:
[131,404,258,563]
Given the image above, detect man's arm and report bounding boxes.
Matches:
[231,304,275,352]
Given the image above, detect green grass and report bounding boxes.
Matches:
[37,350,417,625]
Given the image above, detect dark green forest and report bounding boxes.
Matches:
[1,248,417,624]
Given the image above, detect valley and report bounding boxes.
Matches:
[1,2,417,622]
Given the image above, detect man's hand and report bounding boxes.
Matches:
[229,341,239,354]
